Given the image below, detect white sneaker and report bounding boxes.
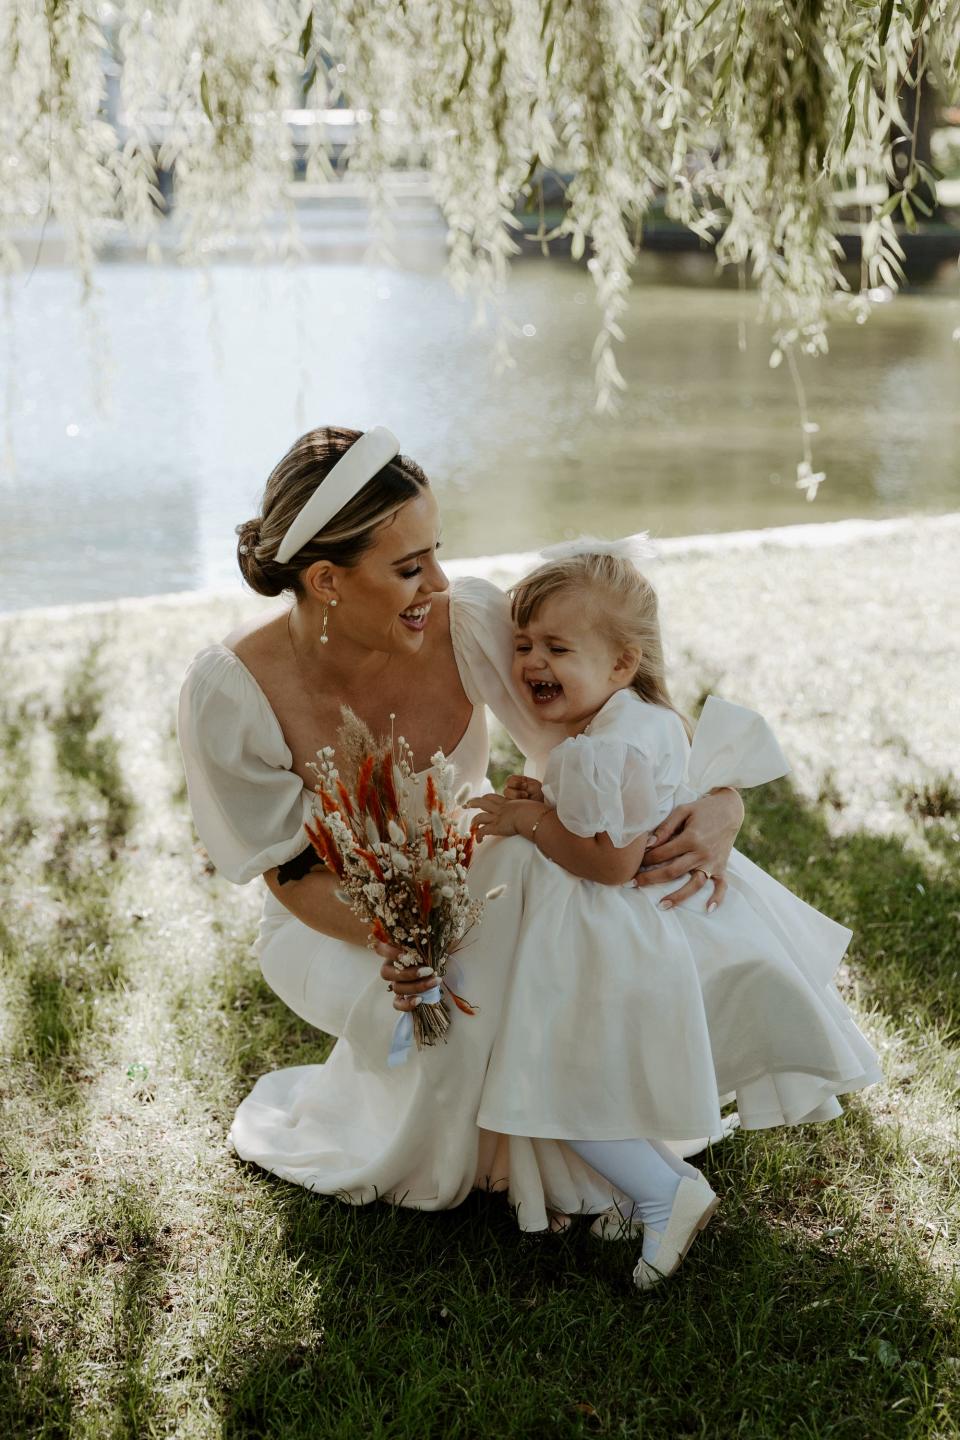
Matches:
[632,1177,719,1290]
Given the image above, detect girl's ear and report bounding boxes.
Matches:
[612,646,641,680]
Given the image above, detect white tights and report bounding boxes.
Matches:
[565,1138,682,1236]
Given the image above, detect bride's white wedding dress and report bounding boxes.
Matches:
[180,576,716,1232]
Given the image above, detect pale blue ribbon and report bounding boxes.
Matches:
[386,959,466,1069]
[387,982,442,1068]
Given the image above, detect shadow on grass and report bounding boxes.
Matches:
[103,1247,169,1436]
[2,647,136,1083]
[0,697,39,822]
[204,777,959,1437]
[64,1180,170,1438]
[49,644,134,847]
[214,1179,956,1439]
[0,1231,74,1438]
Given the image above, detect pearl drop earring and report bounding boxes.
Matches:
[320,598,338,645]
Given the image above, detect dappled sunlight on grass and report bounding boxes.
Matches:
[0,537,958,1436]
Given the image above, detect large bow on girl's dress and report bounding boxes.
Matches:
[679,695,791,800]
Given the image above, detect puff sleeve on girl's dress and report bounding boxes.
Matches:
[542,736,663,849]
[541,691,690,848]
[177,644,315,885]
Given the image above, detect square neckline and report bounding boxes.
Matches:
[217,582,481,781]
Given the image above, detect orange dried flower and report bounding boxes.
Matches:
[359,848,385,882]
[357,755,376,814]
[445,983,478,1016]
[306,820,344,878]
[380,752,399,816]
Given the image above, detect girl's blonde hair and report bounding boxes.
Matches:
[510,552,691,736]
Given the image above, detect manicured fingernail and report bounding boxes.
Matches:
[412,996,423,1007]
[707,901,718,914]
[644,836,658,849]
[659,899,673,910]
[416,966,435,977]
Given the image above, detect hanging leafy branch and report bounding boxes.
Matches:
[1,0,958,480]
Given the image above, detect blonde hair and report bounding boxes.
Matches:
[510,552,691,736]
[236,425,429,598]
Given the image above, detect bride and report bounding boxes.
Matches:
[177,424,744,1233]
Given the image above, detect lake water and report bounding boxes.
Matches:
[2,252,958,612]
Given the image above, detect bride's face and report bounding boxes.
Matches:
[321,488,448,655]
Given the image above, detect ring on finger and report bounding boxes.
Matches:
[691,867,712,881]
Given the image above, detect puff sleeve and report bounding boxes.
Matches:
[177,645,315,885]
[542,737,662,849]
[448,575,565,771]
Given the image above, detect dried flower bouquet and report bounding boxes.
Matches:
[305,708,501,1061]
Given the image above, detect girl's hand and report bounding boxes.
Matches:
[466,794,530,842]
[503,774,545,803]
[633,788,744,910]
[376,940,437,1013]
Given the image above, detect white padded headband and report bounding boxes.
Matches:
[275,426,401,564]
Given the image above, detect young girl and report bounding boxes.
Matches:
[467,539,882,1289]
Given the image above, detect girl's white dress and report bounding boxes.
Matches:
[476,689,883,1142]
[179,577,705,1233]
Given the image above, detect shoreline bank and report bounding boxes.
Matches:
[1,512,957,839]
[3,511,956,624]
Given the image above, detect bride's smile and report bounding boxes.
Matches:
[398,600,432,632]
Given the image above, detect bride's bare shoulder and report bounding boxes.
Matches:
[221,607,289,669]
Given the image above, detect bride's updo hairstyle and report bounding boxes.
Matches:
[237,425,430,598]
[510,552,691,735]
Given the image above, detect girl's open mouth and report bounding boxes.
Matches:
[399,603,431,632]
[528,680,563,706]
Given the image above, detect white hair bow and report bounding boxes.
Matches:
[539,532,658,566]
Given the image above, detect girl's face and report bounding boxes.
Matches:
[511,590,636,733]
[308,488,448,656]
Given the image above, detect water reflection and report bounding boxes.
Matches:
[1,259,958,612]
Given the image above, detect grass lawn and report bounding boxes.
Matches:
[1,518,958,1438]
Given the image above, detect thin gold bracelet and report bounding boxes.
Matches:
[530,812,546,844]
